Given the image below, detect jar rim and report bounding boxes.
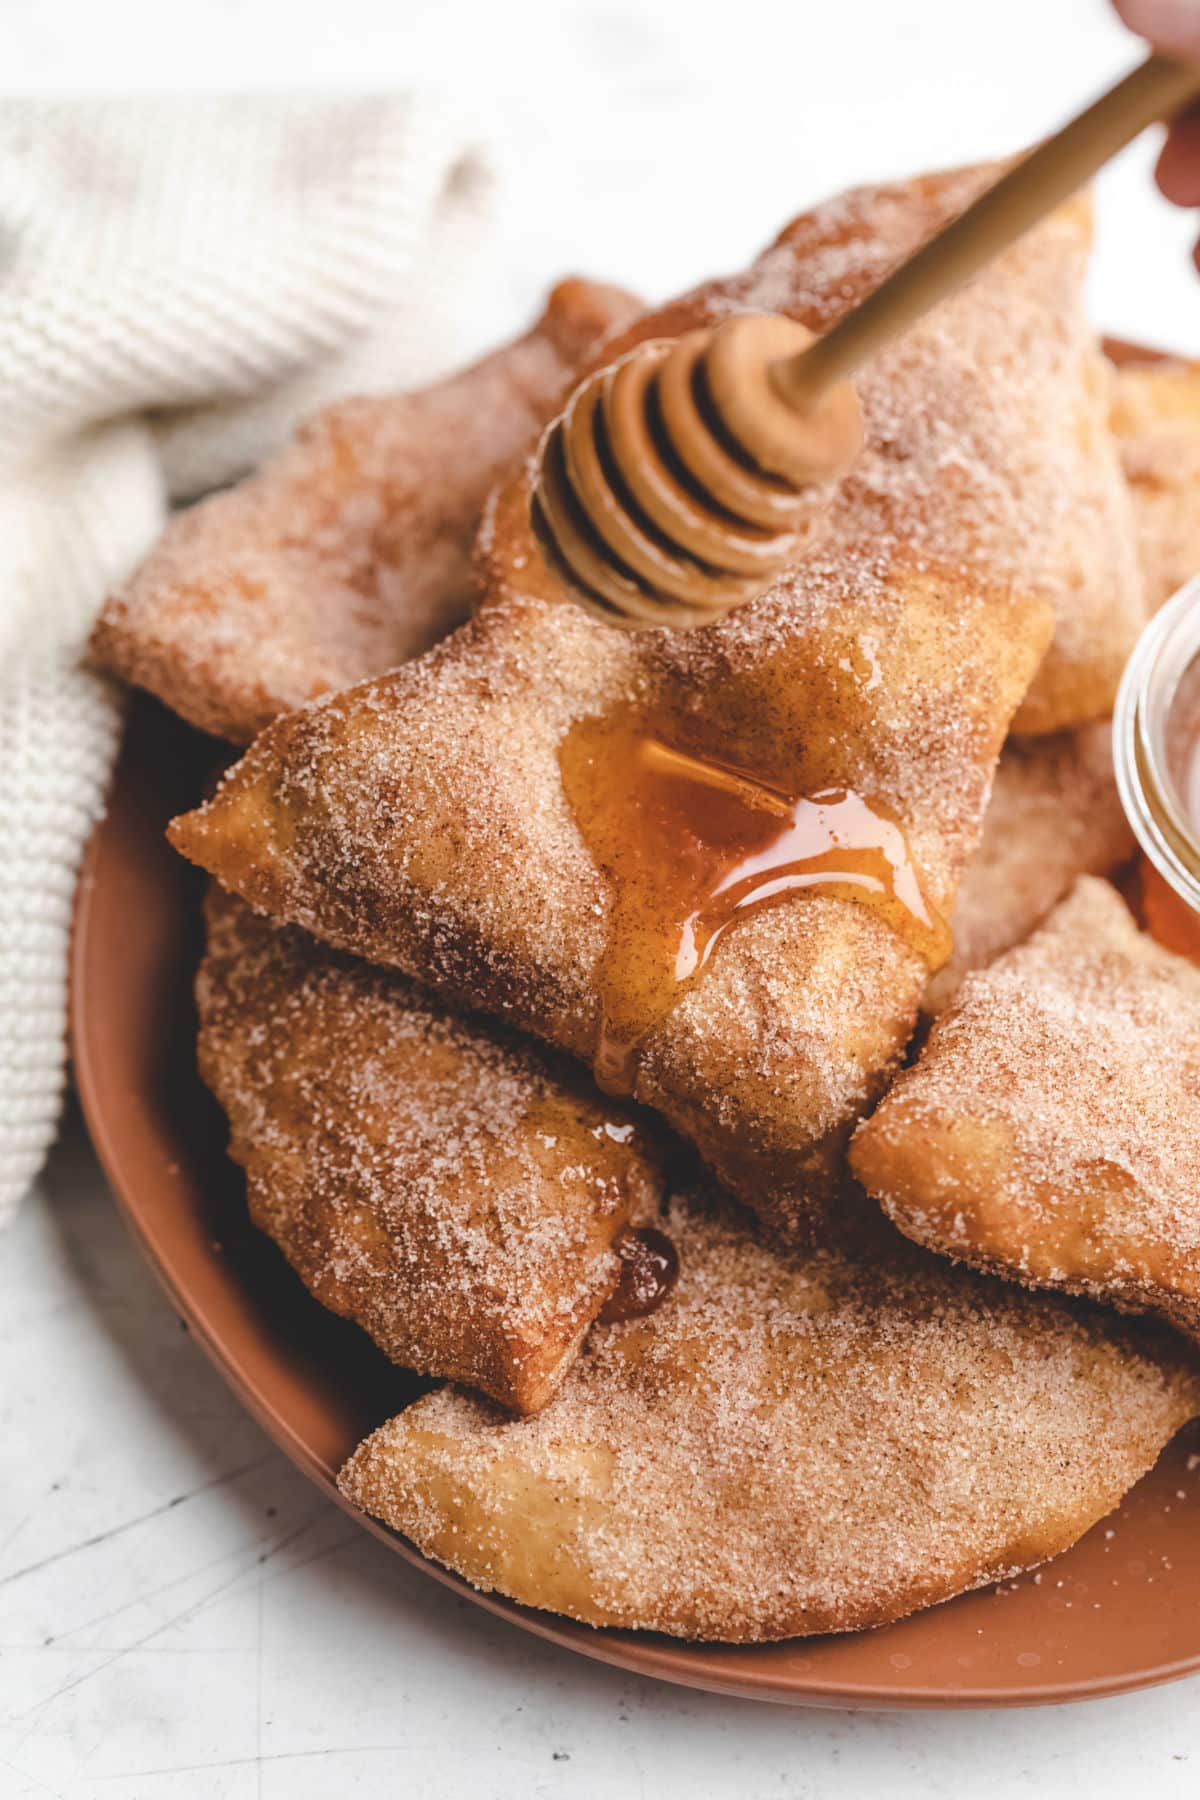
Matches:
[1113,575,1200,916]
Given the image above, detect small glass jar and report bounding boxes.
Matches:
[1113,576,1200,928]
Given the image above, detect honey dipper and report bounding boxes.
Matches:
[534,51,1200,629]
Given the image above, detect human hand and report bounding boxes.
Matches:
[1115,0,1200,223]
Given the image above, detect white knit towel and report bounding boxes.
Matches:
[0,95,498,1226]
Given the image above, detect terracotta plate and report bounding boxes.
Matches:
[70,333,1200,1708]
[69,695,1200,1710]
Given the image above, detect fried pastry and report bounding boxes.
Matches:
[91,277,642,744]
[170,165,1108,1238]
[924,722,1134,1015]
[854,877,1200,1342]
[593,171,1143,737]
[339,1191,1199,1643]
[1111,356,1200,614]
[170,166,1098,1238]
[197,888,663,1414]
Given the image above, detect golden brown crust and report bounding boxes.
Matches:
[90,278,643,744]
[854,877,1200,1341]
[596,168,1143,736]
[339,1192,1199,1643]
[170,556,1048,1237]
[197,888,663,1414]
[169,164,1093,1238]
[1111,357,1200,616]
[924,722,1134,1016]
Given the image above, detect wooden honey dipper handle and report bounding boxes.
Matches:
[776,51,1200,407]
[535,52,1200,629]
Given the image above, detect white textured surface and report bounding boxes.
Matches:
[0,92,495,1231]
[10,0,1196,356]
[8,0,1200,1792]
[6,1117,1200,1797]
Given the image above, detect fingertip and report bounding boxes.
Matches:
[1156,105,1200,205]
[1114,0,1200,61]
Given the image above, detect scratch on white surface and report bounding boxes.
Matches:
[7,1507,329,1775]
[0,1481,65,1565]
[0,1645,248,1655]
[0,1456,275,1590]
[247,1526,360,1597]
[0,1753,64,1800]
[83,1747,409,1782]
[42,1518,311,1647]
[45,1551,266,1648]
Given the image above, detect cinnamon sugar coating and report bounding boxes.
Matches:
[924,722,1134,1016]
[1111,356,1200,615]
[170,165,1095,1238]
[90,278,642,744]
[197,889,662,1414]
[339,1191,1199,1643]
[854,877,1200,1342]
[594,165,1143,736]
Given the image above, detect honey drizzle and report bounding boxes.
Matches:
[1138,855,1200,963]
[597,1227,680,1324]
[559,702,952,1096]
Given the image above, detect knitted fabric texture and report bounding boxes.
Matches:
[0,95,497,1226]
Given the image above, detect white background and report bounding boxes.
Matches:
[6,1,1200,1794]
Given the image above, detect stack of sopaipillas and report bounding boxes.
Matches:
[92,167,1200,1644]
